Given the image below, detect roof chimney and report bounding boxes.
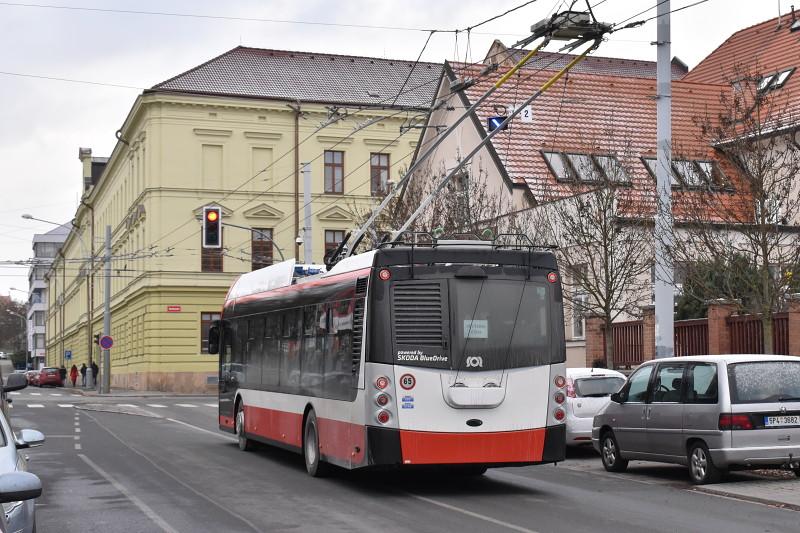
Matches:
[78,147,93,191]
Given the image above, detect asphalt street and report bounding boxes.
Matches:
[8,388,800,533]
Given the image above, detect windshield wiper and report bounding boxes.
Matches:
[778,396,800,402]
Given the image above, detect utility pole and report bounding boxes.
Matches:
[301,162,313,264]
[654,0,674,358]
[102,225,111,393]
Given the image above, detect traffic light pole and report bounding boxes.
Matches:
[102,224,111,394]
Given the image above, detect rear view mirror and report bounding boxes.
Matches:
[3,372,28,393]
[208,324,220,355]
[0,472,42,504]
[610,392,623,404]
[16,428,45,449]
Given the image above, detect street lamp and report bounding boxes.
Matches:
[21,214,73,227]
[5,310,27,369]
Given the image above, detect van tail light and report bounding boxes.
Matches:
[719,414,753,430]
[566,379,576,398]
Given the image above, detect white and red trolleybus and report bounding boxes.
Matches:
[208,238,568,476]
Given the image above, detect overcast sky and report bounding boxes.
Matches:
[0,0,783,298]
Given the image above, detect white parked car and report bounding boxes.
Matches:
[565,368,626,446]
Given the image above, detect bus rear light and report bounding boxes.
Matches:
[554,375,566,389]
[554,391,566,404]
[375,376,390,390]
[553,408,566,422]
[379,269,392,281]
[547,272,558,283]
[375,393,390,407]
[376,410,391,424]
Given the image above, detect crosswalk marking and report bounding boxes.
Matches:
[116,403,138,408]
[50,393,62,397]
[146,404,167,408]
[26,404,44,408]
[58,404,74,408]
[9,392,20,396]
[30,393,41,396]
[175,403,197,408]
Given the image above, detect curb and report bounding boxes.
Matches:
[691,485,800,512]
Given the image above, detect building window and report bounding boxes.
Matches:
[572,294,589,339]
[201,312,221,354]
[33,311,45,327]
[370,153,390,195]
[201,232,223,273]
[325,230,345,258]
[33,334,45,350]
[324,150,344,194]
[543,151,629,183]
[251,228,274,271]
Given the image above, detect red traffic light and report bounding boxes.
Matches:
[202,206,222,248]
[206,210,218,222]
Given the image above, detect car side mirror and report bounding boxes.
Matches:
[0,472,42,504]
[208,324,220,355]
[610,392,623,404]
[15,429,45,449]
[3,372,28,393]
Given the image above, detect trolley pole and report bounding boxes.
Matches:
[654,1,674,358]
[102,224,111,393]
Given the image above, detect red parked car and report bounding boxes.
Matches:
[37,367,63,387]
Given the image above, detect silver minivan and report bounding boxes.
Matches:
[592,355,800,484]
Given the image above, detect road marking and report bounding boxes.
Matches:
[117,403,138,408]
[75,428,81,433]
[203,403,217,408]
[408,494,539,533]
[58,404,74,408]
[146,404,167,408]
[175,403,197,408]
[30,393,41,396]
[165,418,237,442]
[74,436,80,440]
[26,404,44,408]
[9,392,20,396]
[78,454,179,533]
[75,443,82,450]
[50,393,62,397]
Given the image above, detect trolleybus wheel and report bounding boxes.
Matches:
[304,410,330,477]
[236,402,256,452]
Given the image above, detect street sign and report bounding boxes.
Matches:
[166,305,182,313]
[64,350,72,360]
[99,335,114,350]
[488,116,509,132]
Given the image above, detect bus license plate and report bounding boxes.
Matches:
[764,415,800,427]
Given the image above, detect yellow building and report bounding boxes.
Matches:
[46,46,440,391]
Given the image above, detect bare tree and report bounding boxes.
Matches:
[663,63,800,353]
[521,143,654,368]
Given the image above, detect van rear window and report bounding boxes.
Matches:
[728,361,800,404]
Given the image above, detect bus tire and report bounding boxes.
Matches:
[235,401,256,452]
[303,410,330,477]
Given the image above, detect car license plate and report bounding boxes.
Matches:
[764,415,800,427]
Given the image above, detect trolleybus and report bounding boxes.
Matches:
[209,237,567,476]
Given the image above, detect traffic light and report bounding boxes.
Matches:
[202,206,222,248]
[94,333,100,345]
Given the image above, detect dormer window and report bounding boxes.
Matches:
[642,157,728,189]
[542,151,629,183]
[758,68,794,92]
[773,68,794,88]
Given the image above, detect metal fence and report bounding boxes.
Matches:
[674,318,708,356]
[606,320,644,367]
[728,313,789,354]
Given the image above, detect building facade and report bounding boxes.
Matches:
[45,46,440,391]
[28,224,69,369]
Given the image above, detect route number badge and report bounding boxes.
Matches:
[399,373,416,390]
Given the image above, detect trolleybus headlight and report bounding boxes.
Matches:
[554,391,566,404]
[375,376,390,390]
[379,269,392,281]
[553,408,566,422]
[554,375,566,389]
[376,410,391,424]
[375,393,390,407]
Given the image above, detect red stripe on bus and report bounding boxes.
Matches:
[244,405,304,448]
[317,417,366,465]
[399,428,546,464]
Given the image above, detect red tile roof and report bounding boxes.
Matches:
[451,60,748,219]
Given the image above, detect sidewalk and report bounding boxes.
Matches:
[68,386,214,398]
[694,472,800,510]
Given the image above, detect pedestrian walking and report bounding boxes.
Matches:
[69,364,78,388]
[91,361,99,387]
[59,365,67,386]
[80,363,87,387]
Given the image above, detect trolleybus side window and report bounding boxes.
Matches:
[301,305,324,392]
[281,309,301,390]
[262,313,280,387]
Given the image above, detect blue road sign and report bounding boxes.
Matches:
[64,350,72,360]
[488,116,509,132]
[99,335,114,350]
